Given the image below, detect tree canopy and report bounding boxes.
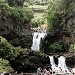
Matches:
[46,0,75,52]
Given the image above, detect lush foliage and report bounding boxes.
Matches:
[0,36,49,73]
[48,41,63,52]
[7,0,25,6]
[0,0,33,32]
[0,2,33,22]
[0,58,14,72]
[0,0,75,73]
[0,36,22,60]
[47,0,63,35]
[45,0,63,52]
[0,0,33,49]
[31,12,47,27]
[20,35,32,49]
[48,0,75,36]
[46,0,75,52]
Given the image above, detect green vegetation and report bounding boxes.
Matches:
[48,41,63,52]
[0,36,22,60]
[7,0,25,6]
[47,0,63,35]
[31,12,47,27]
[0,58,14,72]
[20,35,32,49]
[0,0,33,31]
[29,5,48,9]
[0,36,49,72]
[0,0,75,73]
[0,36,23,72]
[44,0,75,53]
[11,7,33,22]
[29,4,48,27]
[0,0,33,72]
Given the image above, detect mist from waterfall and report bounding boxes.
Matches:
[49,56,68,72]
[31,32,46,51]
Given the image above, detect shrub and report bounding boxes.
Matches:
[31,13,47,27]
[0,58,14,72]
[0,36,22,59]
[0,1,33,29]
[47,0,63,35]
[20,35,32,49]
[7,0,25,6]
[48,41,63,52]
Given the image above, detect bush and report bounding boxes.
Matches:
[0,1,33,29]
[0,36,22,59]
[11,7,33,22]
[20,35,32,49]
[48,41,63,52]
[31,13,47,27]
[47,0,63,35]
[7,0,25,6]
[0,58,14,72]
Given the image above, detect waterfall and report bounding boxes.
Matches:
[49,56,68,72]
[31,32,46,51]
[58,56,68,72]
[49,56,57,71]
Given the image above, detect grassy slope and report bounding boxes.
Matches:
[29,5,48,27]
[29,5,48,9]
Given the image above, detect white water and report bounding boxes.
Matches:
[49,56,68,72]
[49,56,58,71]
[31,32,46,51]
[58,56,68,72]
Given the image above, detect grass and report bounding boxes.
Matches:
[34,12,44,18]
[29,4,48,27]
[29,5,48,9]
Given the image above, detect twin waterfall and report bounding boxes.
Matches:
[49,56,68,72]
[31,32,46,51]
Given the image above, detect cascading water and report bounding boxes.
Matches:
[49,56,68,72]
[58,56,68,72]
[49,56,57,71]
[31,32,46,51]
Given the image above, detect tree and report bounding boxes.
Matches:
[0,36,22,60]
[46,0,75,52]
[7,0,25,6]
[47,0,63,35]
[0,0,33,35]
[62,0,75,50]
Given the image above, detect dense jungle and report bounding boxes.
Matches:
[0,0,75,73]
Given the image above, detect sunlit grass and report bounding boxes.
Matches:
[29,5,48,9]
[0,58,14,72]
